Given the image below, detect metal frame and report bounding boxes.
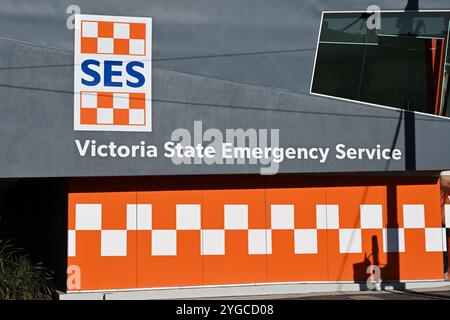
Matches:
[309,9,450,121]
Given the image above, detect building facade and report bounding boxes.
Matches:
[0,0,449,298]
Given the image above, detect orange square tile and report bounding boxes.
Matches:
[114,109,129,125]
[137,231,204,288]
[81,37,97,54]
[97,92,113,108]
[68,230,137,290]
[130,23,146,39]
[98,21,114,38]
[114,39,129,55]
[80,108,97,124]
[129,93,146,109]
[203,230,267,285]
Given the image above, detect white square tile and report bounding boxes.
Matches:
[152,230,177,256]
[316,205,339,229]
[248,229,271,255]
[101,230,127,256]
[126,204,137,230]
[339,229,362,253]
[127,204,152,230]
[271,205,294,230]
[403,205,425,229]
[224,205,248,230]
[97,37,114,54]
[68,230,76,257]
[129,39,145,55]
[442,228,448,252]
[113,93,129,109]
[360,205,383,229]
[201,230,225,255]
[137,204,152,230]
[325,205,340,229]
[445,205,450,228]
[75,204,102,230]
[425,228,447,252]
[82,21,98,38]
[114,23,130,39]
[97,108,113,124]
[81,92,97,108]
[316,205,327,229]
[294,229,318,254]
[382,228,405,252]
[176,204,201,230]
[129,109,145,125]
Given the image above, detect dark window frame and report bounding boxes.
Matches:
[310,10,450,119]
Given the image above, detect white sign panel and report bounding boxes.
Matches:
[74,14,152,132]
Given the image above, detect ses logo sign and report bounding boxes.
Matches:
[74,14,152,132]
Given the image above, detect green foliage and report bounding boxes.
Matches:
[0,239,54,300]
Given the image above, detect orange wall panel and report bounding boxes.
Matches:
[326,185,387,281]
[395,181,444,280]
[202,177,267,285]
[136,179,204,288]
[68,178,137,291]
[67,176,445,291]
[265,179,329,282]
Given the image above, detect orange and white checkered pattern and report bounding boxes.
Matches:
[81,20,146,56]
[74,15,151,132]
[69,202,447,258]
[79,91,146,126]
[67,177,447,291]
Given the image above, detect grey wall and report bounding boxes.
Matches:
[0,0,449,178]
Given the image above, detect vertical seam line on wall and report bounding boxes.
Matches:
[135,176,138,289]
[325,187,330,282]
[264,176,269,283]
[67,180,71,289]
[201,175,205,286]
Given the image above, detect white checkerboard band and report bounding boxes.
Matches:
[69,203,449,257]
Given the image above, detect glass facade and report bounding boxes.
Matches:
[312,12,450,117]
[441,23,450,117]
